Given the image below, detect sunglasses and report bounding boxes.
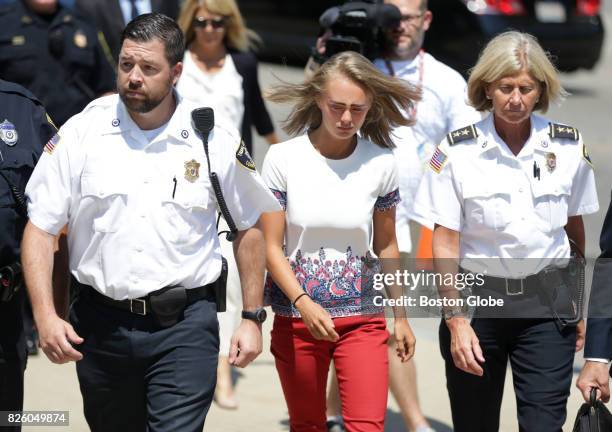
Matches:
[192,17,227,30]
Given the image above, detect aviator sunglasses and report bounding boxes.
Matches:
[192,16,227,30]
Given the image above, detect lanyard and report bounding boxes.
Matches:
[384,49,425,120]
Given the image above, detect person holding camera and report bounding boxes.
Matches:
[261,51,418,432]
[20,13,279,432]
[411,31,598,431]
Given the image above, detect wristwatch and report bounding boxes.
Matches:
[442,306,465,321]
[242,308,267,324]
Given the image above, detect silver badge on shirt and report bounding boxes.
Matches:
[0,119,18,146]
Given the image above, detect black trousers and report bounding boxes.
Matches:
[0,290,26,432]
[70,293,219,432]
[439,318,576,432]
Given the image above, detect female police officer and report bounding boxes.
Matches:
[411,31,599,431]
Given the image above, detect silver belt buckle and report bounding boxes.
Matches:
[505,279,525,296]
[130,298,147,315]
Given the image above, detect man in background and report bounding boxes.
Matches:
[75,0,180,63]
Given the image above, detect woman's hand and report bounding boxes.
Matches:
[394,318,416,362]
[446,316,485,376]
[295,296,339,342]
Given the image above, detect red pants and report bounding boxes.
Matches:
[271,314,389,432]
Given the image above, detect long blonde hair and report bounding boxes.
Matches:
[267,51,420,148]
[177,0,260,51]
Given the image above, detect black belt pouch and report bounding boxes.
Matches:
[215,257,228,313]
[149,287,187,328]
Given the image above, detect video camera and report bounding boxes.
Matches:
[316,0,401,62]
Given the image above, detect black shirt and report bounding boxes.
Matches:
[0,79,56,268]
[0,1,116,126]
[0,79,55,360]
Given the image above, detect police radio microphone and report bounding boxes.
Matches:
[192,107,214,140]
[191,108,238,242]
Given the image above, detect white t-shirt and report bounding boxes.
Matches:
[261,134,400,318]
[176,51,244,133]
[411,113,599,277]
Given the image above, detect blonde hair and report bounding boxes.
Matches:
[267,51,420,149]
[177,0,260,52]
[468,31,567,113]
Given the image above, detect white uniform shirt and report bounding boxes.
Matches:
[261,134,400,317]
[391,125,423,252]
[410,113,599,277]
[375,52,481,252]
[26,94,280,300]
[176,52,245,133]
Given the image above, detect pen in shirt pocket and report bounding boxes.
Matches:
[172,176,177,199]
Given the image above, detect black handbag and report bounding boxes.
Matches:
[573,389,612,432]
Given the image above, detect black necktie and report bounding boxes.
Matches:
[129,0,139,22]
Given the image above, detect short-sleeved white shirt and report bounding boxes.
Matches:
[391,125,423,252]
[176,52,244,133]
[375,52,481,252]
[26,93,280,300]
[411,113,599,277]
[261,134,400,317]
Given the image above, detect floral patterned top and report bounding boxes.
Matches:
[261,134,401,318]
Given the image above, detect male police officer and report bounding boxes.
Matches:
[22,13,279,431]
[577,193,612,402]
[0,80,57,430]
[0,0,115,126]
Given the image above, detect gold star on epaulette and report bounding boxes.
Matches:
[447,124,478,146]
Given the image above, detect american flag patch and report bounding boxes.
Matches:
[44,134,60,154]
[429,147,448,173]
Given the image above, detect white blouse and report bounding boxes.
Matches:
[176,51,244,132]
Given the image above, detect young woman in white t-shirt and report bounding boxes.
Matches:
[261,51,420,432]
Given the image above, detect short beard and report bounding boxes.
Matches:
[118,77,174,114]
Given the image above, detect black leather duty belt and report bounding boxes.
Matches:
[74,279,216,316]
[480,273,542,296]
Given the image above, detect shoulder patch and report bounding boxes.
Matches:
[582,143,593,168]
[447,124,478,146]
[236,140,256,172]
[548,123,579,141]
[46,113,58,131]
[429,146,448,173]
[44,133,60,154]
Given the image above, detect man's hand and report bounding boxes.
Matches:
[576,319,586,352]
[229,319,263,368]
[577,361,610,403]
[446,316,485,376]
[37,314,83,364]
[394,318,416,362]
[296,296,339,342]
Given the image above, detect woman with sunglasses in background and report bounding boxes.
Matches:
[177,0,279,410]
